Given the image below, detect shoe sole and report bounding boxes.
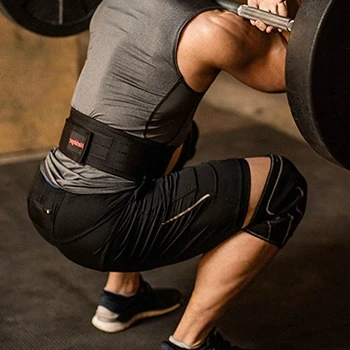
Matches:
[91,303,181,333]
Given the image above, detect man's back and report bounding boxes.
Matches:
[72,0,220,146]
[42,0,222,193]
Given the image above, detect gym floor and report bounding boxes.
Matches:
[1,73,350,350]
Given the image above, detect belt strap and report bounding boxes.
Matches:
[59,108,175,182]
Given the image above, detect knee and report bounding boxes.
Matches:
[244,155,308,248]
[264,155,308,217]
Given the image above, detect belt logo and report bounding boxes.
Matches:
[69,137,85,150]
[66,129,89,157]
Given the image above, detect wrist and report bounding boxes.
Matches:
[279,30,290,44]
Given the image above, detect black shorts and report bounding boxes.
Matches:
[27,158,251,272]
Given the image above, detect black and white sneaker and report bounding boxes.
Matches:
[92,278,182,333]
[161,328,246,350]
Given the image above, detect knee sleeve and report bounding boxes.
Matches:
[244,155,308,248]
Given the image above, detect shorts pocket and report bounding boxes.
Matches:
[27,195,62,243]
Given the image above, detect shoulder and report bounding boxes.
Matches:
[176,10,247,91]
[182,9,267,70]
[185,10,248,55]
[179,9,288,92]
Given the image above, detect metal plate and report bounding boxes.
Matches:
[0,0,102,37]
[286,0,350,169]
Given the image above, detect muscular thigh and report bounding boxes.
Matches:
[145,154,306,265]
[243,157,271,227]
[30,156,272,273]
[104,157,253,271]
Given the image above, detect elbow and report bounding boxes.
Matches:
[263,84,287,94]
[253,77,287,94]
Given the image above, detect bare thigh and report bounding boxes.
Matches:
[242,157,271,228]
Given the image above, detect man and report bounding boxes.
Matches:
[27,0,306,349]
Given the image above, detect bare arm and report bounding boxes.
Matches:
[178,11,288,93]
[216,14,288,92]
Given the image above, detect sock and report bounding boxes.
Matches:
[169,336,200,349]
[104,289,137,298]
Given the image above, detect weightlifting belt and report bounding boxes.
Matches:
[59,108,176,182]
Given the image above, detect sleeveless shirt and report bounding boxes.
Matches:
[41,0,220,194]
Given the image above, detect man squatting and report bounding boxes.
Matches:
[27,0,306,349]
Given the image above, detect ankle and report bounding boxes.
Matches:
[104,272,141,296]
[169,336,202,349]
[170,334,205,349]
[172,325,214,349]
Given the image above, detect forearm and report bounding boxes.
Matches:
[279,29,290,44]
[165,144,183,175]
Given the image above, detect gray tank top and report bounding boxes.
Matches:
[41,0,220,194]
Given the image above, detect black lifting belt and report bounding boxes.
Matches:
[59,108,176,182]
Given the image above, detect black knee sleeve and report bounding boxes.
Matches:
[244,155,307,248]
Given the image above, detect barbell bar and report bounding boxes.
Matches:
[215,0,295,31]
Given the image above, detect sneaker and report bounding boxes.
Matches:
[91,278,182,333]
[161,328,245,350]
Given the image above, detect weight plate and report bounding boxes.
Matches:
[0,0,103,37]
[286,0,350,169]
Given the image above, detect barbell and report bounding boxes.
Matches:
[1,0,349,171]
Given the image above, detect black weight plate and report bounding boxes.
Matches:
[286,0,350,169]
[0,0,102,37]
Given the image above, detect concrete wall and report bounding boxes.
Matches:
[0,14,86,155]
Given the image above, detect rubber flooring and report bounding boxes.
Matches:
[1,101,350,349]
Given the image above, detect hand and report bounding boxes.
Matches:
[247,0,288,33]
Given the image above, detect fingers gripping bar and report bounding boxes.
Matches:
[214,0,295,32]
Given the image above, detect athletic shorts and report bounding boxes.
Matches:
[27,158,251,272]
